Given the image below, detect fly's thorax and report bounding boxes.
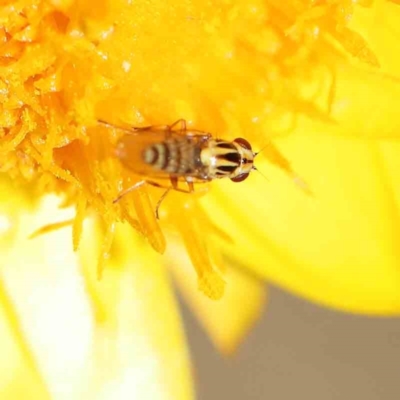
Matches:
[200,139,255,181]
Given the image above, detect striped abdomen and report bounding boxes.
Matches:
[142,137,201,176]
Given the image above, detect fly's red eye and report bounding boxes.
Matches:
[233,138,252,151]
[231,173,249,183]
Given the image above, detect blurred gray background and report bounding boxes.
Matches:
[180,285,400,400]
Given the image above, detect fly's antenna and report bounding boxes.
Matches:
[252,165,269,182]
[254,140,273,157]
[252,141,272,181]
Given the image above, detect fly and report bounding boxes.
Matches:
[99,119,258,217]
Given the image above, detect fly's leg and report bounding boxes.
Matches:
[113,178,193,219]
[98,119,187,135]
[112,181,147,203]
[133,119,187,137]
[155,177,200,218]
[98,120,148,135]
[135,119,186,131]
[154,187,172,220]
[152,175,196,218]
[170,176,195,193]
[113,179,190,202]
[152,175,193,219]
[169,119,187,133]
[99,118,197,143]
[139,119,187,139]
[185,178,195,193]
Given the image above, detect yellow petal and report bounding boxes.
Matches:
[79,219,194,400]
[0,280,50,399]
[324,62,400,140]
[351,1,400,79]
[2,196,93,399]
[202,130,400,314]
[1,193,194,399]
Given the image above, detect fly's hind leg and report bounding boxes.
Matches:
[154,187,172,219]
[112,176,194,219]
[113,181,146,204]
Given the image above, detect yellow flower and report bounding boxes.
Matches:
[1,0,400,398]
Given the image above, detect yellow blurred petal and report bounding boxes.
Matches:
[351,1,400,78]
[202,131,400,315]
[78,220,194,400]
[0,280,50,399]
[167,241,267,354]
[323,63,400,140]
[2,196,93,399]
[0,178,50,398]
[0,193,194,399]
[379,141,400,209]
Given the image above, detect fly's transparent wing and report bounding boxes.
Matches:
[116,129,211,181]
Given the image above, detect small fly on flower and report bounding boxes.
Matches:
[98,119,260,217]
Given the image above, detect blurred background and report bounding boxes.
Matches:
[181,285,400,400]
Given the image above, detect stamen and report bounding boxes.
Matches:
[170,198,226,300]
[333,27,380,67]
[0,122,29,155]
[192,204,233,245]
[292,174,314,197]
[0,278,49,394]
[31,147,81,187]
[29,219,73,239]
[77,218,108,324]
[97,220,115,280]
[72,195,87,251]
[129,184,166,254]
